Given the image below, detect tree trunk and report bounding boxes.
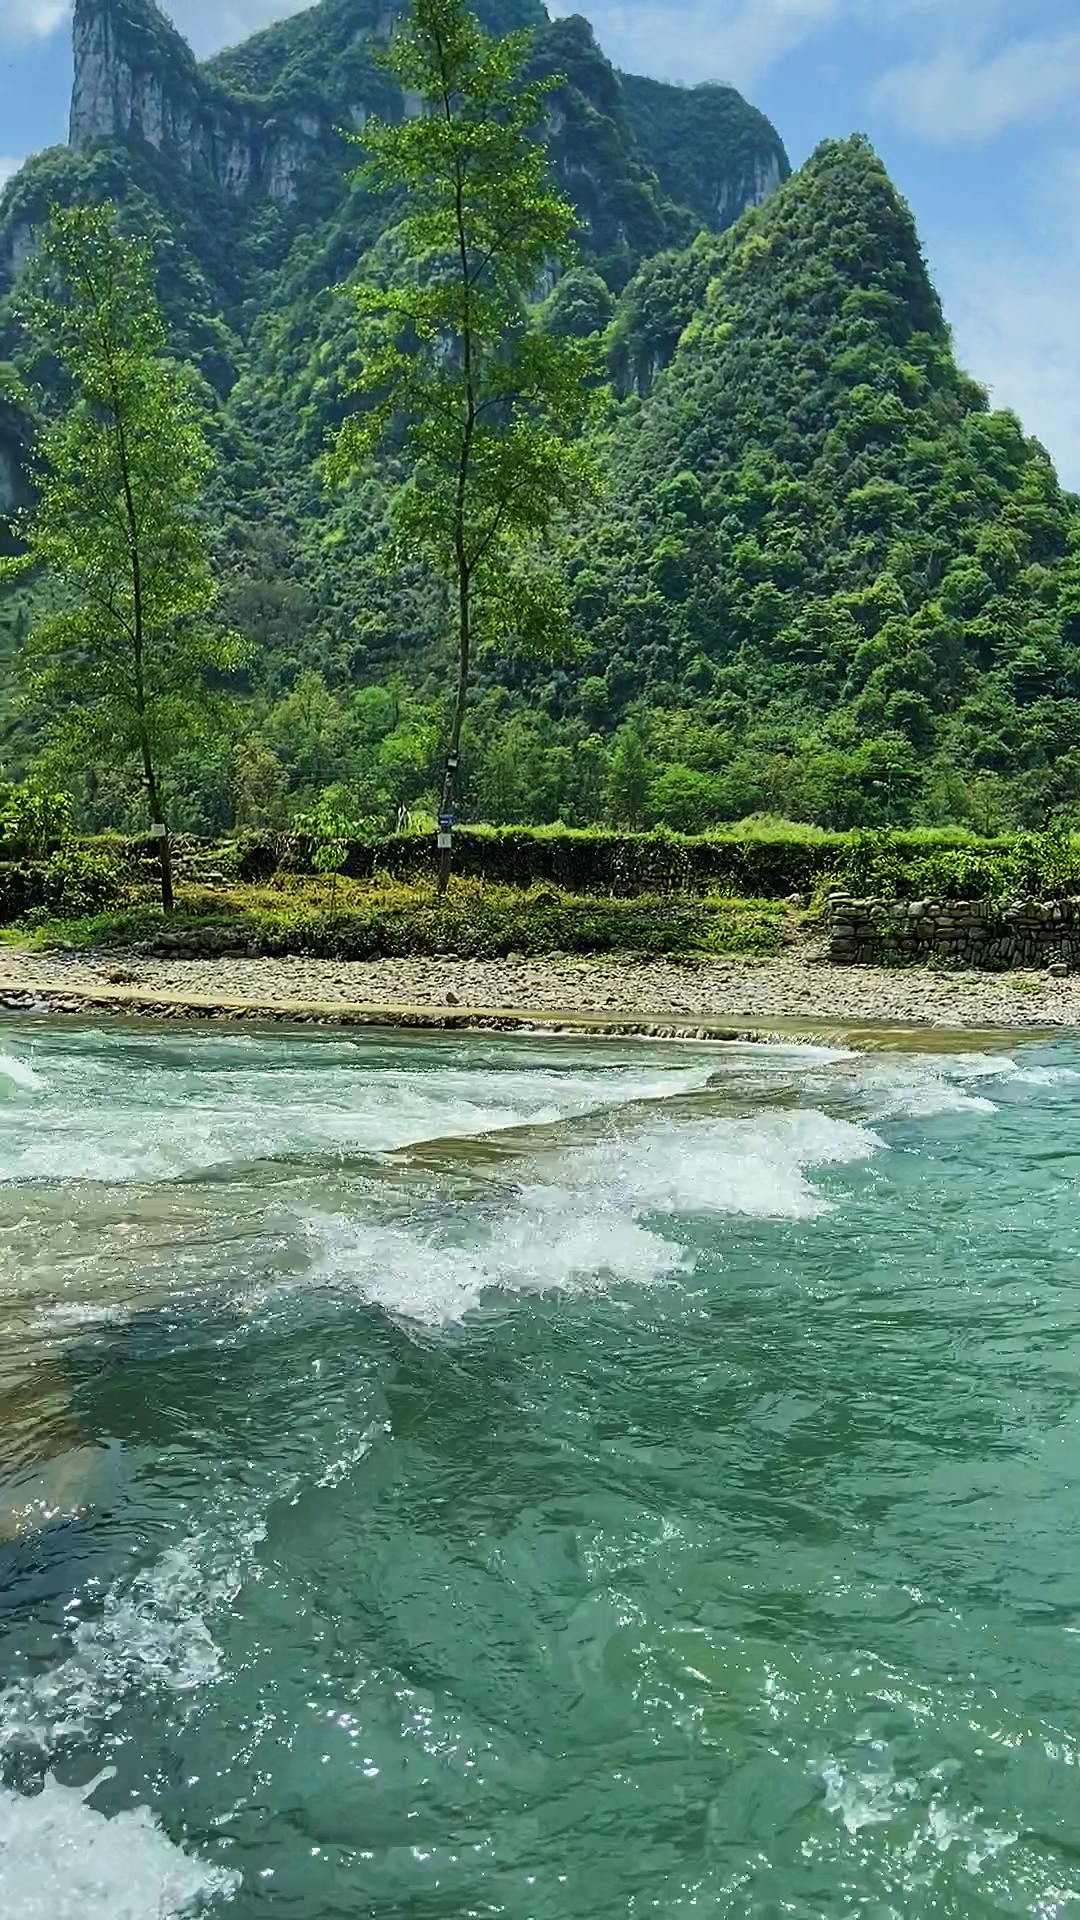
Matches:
[157,828,175,917]
[437,830,453,896]
[437,570,471,895]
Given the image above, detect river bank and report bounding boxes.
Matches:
[1,942,1078,1032]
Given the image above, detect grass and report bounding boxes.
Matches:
[6,876,796,962]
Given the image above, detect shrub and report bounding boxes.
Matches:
[837,828,1080,901]
[0,781,73,859]
[42,847,123,918]
[0,848,122,924]
[36,886,789,962]
[0,862,42,923]
[298,825,848,897]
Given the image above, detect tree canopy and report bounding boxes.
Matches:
[1,201,242,902]
[329,0,601,878]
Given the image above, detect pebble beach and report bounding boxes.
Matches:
[1,941,1078,1034]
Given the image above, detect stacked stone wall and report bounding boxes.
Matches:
[828,896,1080,972]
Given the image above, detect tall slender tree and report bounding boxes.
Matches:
[329,0,601,888]
[1,203,241,913]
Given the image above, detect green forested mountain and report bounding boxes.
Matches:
[1,0,1077,837]
[557,137,1080,832]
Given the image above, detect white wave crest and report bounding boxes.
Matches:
[0,1770,239,1918]
[827,1055,1000,1120]
[0,1047,715,1184]
[0,1537,233,1762]
[948,1054,1080,1089]
[304,1107,883,1325]
[821,1747,1019,1876]
[0,1050,44,1093]
[309,1199,688,1325]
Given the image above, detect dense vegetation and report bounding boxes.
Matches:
[327,0,603,887]
[1,0,1078,847]
[558,137,1080,836]
[6,817,1080,966]
[4,203,243,910]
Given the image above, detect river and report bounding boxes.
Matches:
[0,1017,1078,1918]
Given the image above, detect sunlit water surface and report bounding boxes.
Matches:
[1,1018,1079,1918]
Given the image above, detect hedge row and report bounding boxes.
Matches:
[0,849,122,923]
[241,826,853,897]
[30,893,787,961]
[837,829,1080,902]
[6,828,1078,928]
[153,900,777,961]
[238,825,1026,900]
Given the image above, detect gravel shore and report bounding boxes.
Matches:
[0,943,1077,1034]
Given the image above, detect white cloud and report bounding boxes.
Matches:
[0,157,24,190]
[0,0,69,43]
[0,0,1057,98]
[162,0,311,60]
[549,0,1021,89]
[932,150,1080,489]
[549,0,842,88]
[875,30,1080,141]
[0,0,310,58]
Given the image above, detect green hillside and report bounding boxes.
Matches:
[557,136,1080,832]
[1,2,1077,839]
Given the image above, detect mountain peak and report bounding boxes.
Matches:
[618,72,789,236]
[70,0,198,150]
[68,0,355,202]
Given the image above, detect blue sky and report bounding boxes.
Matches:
[2,0,1079,486]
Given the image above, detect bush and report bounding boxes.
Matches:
[34,886,789,962]
[0,862,43,923]
[0,848,123,924]
[837,828,1080,901]
[190,822,1080,903]
[0,781,72,859]
[280,825,849,897]
[42,847,124,918]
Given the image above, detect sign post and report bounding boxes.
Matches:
[437,810,454,890]
[148,818,174,915]
[438,749,461,892]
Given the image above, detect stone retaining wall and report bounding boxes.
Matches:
[828,895,1080,972]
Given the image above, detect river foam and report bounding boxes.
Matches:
[0,1499,267,1914]
[3,1021,1080,1918]
[0,1049,44,1094]
[306,1107,884,1324]
[0,1771,239,1918]
[0,1035,716,1184]
[0,1535,242,1915]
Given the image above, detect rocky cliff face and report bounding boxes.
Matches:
[67,0,790,231]
[69,0,351,204]
[0,405,29,519]
[617,73,790,236]
[0,0,794,477]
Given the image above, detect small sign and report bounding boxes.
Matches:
[149,821,168,840]
[438,813,455,830]
[437,831,452,852]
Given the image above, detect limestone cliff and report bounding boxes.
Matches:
[0,409,27,519]
[69,0,351,204]
[65,0,790,235]
[618,72,790,234]
[0,0,793,482]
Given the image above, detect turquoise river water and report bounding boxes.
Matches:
[1,1016,1079,1918]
